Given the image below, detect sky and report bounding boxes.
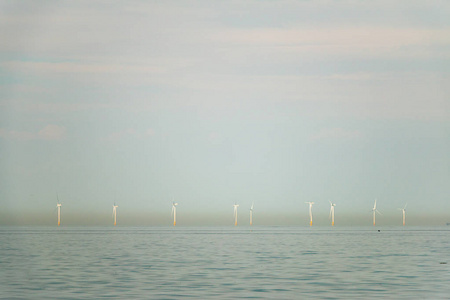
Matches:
[0,0,449,226]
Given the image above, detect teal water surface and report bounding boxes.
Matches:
[1,226,449,299]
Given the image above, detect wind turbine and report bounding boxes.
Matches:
[56,195,62,226]
[372,199,382,226]
[171,202,178,226]
[112,203,119,226]
[305,202,314,226]
[398,203,407,226]
[249,202,254,226]
[233,203,239,226]
[329,201,336,226]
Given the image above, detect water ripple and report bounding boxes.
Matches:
[0,226,449,299]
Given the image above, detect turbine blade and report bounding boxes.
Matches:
[329,207,332,219]
[376,209,382,216]
[404,203,407,209]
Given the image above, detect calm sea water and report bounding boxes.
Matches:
[1,226,449,299]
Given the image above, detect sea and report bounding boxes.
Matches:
[0,226,449,299]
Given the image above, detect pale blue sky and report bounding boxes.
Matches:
[1,1,449,225]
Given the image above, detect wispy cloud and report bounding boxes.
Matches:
[0,125,66,141]
[0,128,35,141]
[37,124,66,140]
[212,27,450,59]
[105,128,155,142]
[310,128,362,141]
[1,61,166,75]
[9,100,115,114]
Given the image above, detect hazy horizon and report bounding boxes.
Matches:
[1,210,449,227]
[1,1,449,225]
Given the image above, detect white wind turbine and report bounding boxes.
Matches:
[398,203,407,226]
[171,202,178,226]
[249,202,254,226]
[372,199,382,226]
[233,203,239,226]
[112,203,119,226]
[305,202,314,226]
[56,195,62,226]
[329,201,336,226]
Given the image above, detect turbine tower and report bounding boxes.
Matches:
[249,202,254,226]
[329,201,336,226]
[372,199,381,226]
[112,203,119,226]
[233,203,239,226]
[56,195,62,226]
[171,202,178,226]
[398,203,407,226]
[305,202,314,226]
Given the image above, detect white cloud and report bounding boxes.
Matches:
[105,128,155,142]
[38,125,66,140]
[211,27,450,60]
[146,128,155,136]
[0,1,448,123]
[0,125,66,141]
[0,128,35,141]
[1,61,165,75]
[311,128,362,141]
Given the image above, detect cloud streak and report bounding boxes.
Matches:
[213,27,450,58]
[2,61,166,75]
[0,125,66,141]
[310,128,362,141]
[0,1,449,223]
[105,128,155,142]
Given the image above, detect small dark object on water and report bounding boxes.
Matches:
[378,230,380,232]
[440,262,447,264]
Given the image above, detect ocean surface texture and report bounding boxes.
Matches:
[1,227,449,299]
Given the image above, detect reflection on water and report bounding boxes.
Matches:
[1,227,449,299]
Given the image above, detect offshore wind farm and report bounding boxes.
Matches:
[112,203,118,226]
[1,1,449,299]
[48,199,424,227]
[171,201,178,226]
[56,201,62,226]
[398,204,408,226]
[1,1,449,229]
[249,202,254,226]
[329,201,336,226]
